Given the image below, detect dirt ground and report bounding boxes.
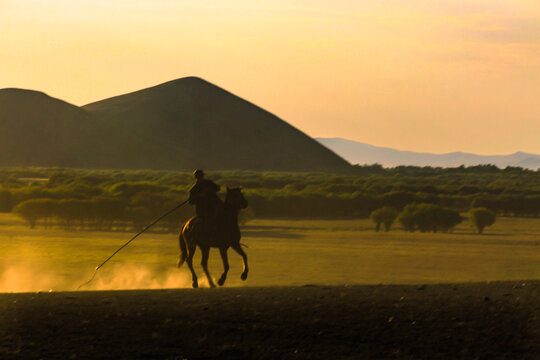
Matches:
[1,281,540,359]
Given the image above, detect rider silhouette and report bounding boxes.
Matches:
[188,169,221,232]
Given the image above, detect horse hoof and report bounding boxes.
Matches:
[218,278,225,286]
[192,281,198,288]
[241,273,248,281]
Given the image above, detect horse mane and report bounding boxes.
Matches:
[221,187,243,221]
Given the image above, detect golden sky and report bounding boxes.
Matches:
[1,0,539,154]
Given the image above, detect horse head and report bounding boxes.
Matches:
[225,187,248,210]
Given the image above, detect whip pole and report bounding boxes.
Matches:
[78,199,189,290]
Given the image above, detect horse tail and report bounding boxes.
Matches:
[177,223,188,268]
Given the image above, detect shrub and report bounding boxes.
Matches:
[13,198,58,228]
[370,206,399,231]
[398,204,418,232]
[436,208,463,232]
[397,203,462,233]
[469,207,496,234]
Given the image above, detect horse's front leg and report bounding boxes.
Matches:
[186,243,198,288]
[200,246,216,288]
[232,243,248,281]
[218,247,230,286]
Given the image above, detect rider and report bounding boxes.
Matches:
[188,169,221,232]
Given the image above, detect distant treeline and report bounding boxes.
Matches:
[0,165,539,231]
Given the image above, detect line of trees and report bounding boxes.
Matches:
[245,192,540,219]
[4,186,540,221]
[13,196,192,232]
[369,204,498,234]
[0,167,538,231]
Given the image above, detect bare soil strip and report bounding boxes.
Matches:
[1,282,540,359]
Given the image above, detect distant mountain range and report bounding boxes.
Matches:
[0,77,350,172]
[316,138,540,170]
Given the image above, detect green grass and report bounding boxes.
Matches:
[1,213,540,292]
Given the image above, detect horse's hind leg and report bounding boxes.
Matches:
[177,232,187,268]
[232,243,248,281]
[186,243,198,288]
[200,246,216,288]
[218,247,230,286]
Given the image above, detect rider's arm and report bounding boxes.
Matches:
[209,180,220,193]
[188,184,200,204]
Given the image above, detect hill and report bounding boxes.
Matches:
[0,79,351,172]
[317,137,540,170]
[82,77,351,171]
[0,89,117,168]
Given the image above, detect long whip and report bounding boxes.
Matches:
[77,199,188,290]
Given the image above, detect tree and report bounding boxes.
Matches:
[13,199,57,228]
[13,200,40,228]
[469,207,496,234]
[370,206,399,231]
[91,197,126,230]
[397,203,462,233]
[127,206,152,231]
[0,189,12,212]
[398,203,418,232]
[378,191,417,210]
[437,208,463,232]
[412,203,439,232]
[471,196,499,214]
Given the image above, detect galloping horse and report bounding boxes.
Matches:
[177,187,248,288]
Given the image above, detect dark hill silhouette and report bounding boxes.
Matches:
[0,89,114,167]
[82,77,351,171]
[0,78,351,172]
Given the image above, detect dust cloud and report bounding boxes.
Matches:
[0,263,206,293]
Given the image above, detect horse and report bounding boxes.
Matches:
[177,187,249,288]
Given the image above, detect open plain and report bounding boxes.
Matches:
[1,214,540,358]
[2,282,540,359]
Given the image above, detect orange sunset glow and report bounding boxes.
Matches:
[1,0,539,154]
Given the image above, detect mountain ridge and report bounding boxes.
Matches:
[316,137,540,170]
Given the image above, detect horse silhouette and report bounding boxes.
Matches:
[178,187,249,288]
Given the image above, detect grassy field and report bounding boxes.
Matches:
[1,213,539,292]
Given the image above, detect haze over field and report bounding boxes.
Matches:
[2,215,540,293]
[1,0,539,156]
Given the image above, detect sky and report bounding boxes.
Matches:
[1,0,539,155]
